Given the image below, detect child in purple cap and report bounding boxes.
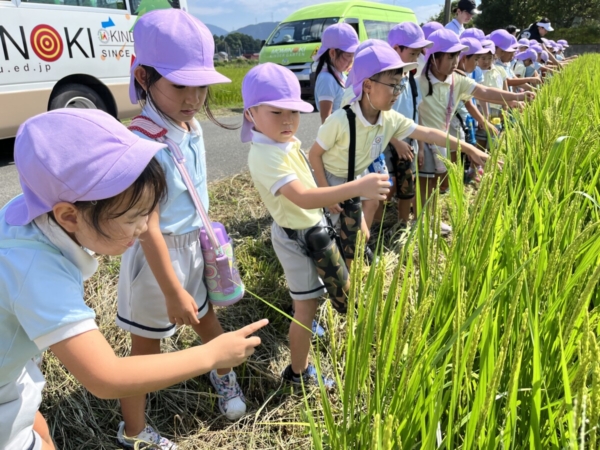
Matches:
[380,22,432,228]
[117,9,247,448]
[419,29,533,232]
[477,42,508,123]
[0,109,267,450]
[314,23,360,123]
[310,42,491,238]
[490,30,542,92]
[242,62,391,387]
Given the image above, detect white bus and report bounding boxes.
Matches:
[0,0,187,139]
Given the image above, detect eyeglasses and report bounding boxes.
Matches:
[369,78,406,95]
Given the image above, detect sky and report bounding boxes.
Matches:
[188,0,447,32]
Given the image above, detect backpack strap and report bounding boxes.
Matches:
[127,115,225,257]
[128,115,168,139]
[0,239,60,254]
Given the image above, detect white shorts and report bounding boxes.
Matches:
[0,359,45,450]
[271,220,327,301]
[117,229,210,339]
[325,169,369,225]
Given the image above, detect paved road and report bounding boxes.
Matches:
[0,112,322,209]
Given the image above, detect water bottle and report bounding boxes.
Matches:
[368,153,393,185]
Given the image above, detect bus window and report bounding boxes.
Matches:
[363,20,396,41]
[266,17,341,46]
[21,0,126,8]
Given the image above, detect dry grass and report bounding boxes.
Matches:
[41,171,459,449]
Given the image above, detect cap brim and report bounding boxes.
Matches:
[157,66,231,87]
[350,60,418,104]
[259,99,314,114]
[313,47,327,61]
[408,39,434,49]
[468,8,481,14]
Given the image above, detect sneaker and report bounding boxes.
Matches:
[116,422,177,450]
[281,364,335,389]
[440,222,452,236]
[209,370,247,421]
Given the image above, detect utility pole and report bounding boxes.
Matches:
[443,0,452,24]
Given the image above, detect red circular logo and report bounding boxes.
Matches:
[30,25,63,62]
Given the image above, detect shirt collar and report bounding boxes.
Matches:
[352,101,383,127]
[33,215,98,281]
[452,19,464,32]
[251,130,300,154]
[427,70,453,85]
[142,100,201,143]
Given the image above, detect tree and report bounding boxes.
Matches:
[213,33,262,57]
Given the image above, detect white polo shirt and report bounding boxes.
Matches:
[0,200,98,388]
[315,69,347,113]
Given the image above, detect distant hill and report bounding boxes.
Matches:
[206,24,229,37]
[235,22,279,40]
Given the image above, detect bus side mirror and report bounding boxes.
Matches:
[260,40,266,48]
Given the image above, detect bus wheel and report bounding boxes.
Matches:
[50,84,108,112]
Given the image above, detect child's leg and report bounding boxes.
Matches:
[33,411,56,450]
[397,198,411,223]
[119,335,161,437]
[362,198,379,232]
[191,303,229,376]
[289,298,319,374]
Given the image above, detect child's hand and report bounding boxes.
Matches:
[358,173,391,201]
[521,91,536,102]
[484,121,500,137]
[208,319,268,369]
[391,139,414,161]
[328,203,343,214]
[166,290,200,326]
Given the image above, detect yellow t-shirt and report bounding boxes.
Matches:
[481,66,505,113]
[248,132,322,230]
[316,101,417,179]
[418,71,477,131]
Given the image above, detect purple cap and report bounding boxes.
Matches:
[421,22,444,39]
[460,37,488,56]
[557,39,569,47]
[529,39,538,45]
[241,63,313,143]
[541,37,550,45]
[428,29,470,55]
[518,38,530,47]
[6,109,165,226]
[489,29,519,52]
[350,43,418,103]
[313,23,360,61]
[540,50,549,62]
[129,9,230,104]
[530,44,543,54]
[516,49,537,61]
[346,39,388,86]
[461,28,485,41]
[388,22,433,49]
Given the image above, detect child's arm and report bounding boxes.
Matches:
[139,208,199,326]
[506,77,541,87]
[409,125,492,167]
[278,156,390,211]
[50,320,267,399]
[472,84,535,108]
[307,143,344,214]
[319,101,334,124]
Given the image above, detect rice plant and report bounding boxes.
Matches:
[308,55,600,449]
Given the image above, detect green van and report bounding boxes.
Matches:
[258,0,417,98]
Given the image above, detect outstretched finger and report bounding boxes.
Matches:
[238,319,269,337]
